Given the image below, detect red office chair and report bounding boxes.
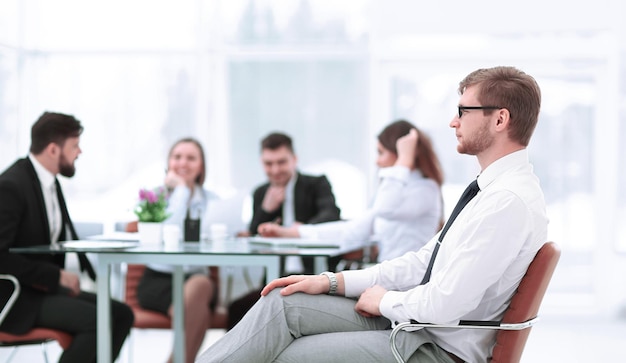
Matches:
[389,241,561,363]
[124,264,229,330]
[0,274,73,363]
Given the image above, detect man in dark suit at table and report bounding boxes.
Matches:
[229,132,341,328]
[0,112,133,363]
[248,132,341,273]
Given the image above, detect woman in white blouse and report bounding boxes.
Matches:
[136,137,219,363]
[258,120,444,263]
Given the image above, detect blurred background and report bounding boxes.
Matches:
[1,0,626,361]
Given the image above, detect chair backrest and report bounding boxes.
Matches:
[491,241,561,363]
[125,264,172,329]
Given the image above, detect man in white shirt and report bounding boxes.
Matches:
[197,66,547,363]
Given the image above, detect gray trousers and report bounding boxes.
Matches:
[196,289,458,363]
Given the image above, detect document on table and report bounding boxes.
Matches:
[61,240,139,250]
[87,232,140,242]
[248,236,340,248]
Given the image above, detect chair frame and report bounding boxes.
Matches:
[0,275,20,326]
[390,318,538,363]
[0,274,73,363]
[389,242,560,363]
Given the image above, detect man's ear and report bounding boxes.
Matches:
[495,108,510,129]
[44,142,60,157]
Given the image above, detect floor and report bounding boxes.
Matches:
[2,309,625,362]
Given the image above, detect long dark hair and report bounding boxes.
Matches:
[377,120,444,186]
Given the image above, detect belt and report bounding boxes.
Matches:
[444,350,464,363]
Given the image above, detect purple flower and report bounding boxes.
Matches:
[146,190,158,204]
[135,187,170,222]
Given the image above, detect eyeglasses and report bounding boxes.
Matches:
[457,106,501,118]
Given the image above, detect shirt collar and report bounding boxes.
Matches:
[476,149,528,190]
[29,153,56,189]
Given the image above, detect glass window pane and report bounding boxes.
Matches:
[618,106,626,251]
[0,0,19,46]
[20,55,201,221]
[228,60,370,217]
[22,0,201,50]
[0,48,20,169]
[222,0,369,45]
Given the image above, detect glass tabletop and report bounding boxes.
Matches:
[10,237,365,257]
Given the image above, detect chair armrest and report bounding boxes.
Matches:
[389,317,539,363]
[0,274,20,325]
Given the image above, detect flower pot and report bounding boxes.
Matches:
[137,222,163,245]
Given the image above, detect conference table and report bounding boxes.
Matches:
[11,236,365,363]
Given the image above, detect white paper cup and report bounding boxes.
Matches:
[162,224,181,247]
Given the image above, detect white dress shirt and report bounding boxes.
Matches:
[298,165,442,262]
[343,150,548,362]
[29,154,63,244]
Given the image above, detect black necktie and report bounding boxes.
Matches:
[420,180,480,285]
[55,179,97,281]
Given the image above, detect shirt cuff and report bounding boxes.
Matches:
[297,224,318,239]
[379,290,406,324]
[342,269,374,297]
[378,165,410,182]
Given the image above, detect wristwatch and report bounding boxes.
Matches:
[320,271,338,295]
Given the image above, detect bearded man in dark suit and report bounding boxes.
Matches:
[0,112,133,363]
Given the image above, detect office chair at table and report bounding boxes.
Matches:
[0,275,73,363]
[389,241,561,363]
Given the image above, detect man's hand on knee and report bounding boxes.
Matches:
[261,274,342,297]
[354,285,386,317]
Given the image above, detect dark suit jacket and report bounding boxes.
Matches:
[0,158,80,334]
[249,172,341,235]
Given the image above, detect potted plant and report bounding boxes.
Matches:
[134,187,170,244]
